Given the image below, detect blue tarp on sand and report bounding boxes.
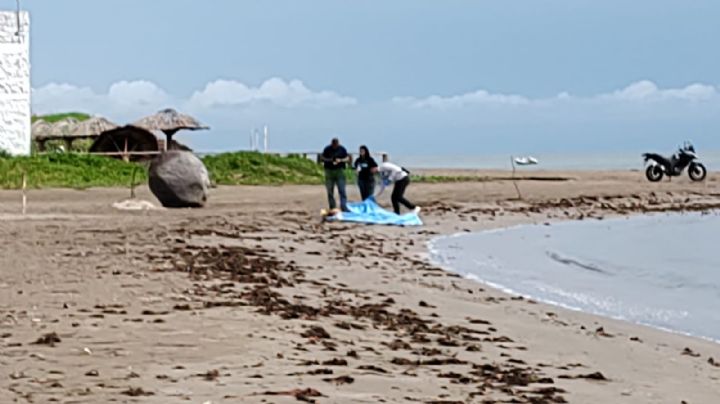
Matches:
[327,197,423,226]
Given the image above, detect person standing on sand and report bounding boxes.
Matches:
[322,137,350,212]
[376,161,420,215]
[353,145,378,200]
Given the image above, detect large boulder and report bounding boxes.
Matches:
[149,150,210,208]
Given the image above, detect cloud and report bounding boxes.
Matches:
[107,80,170,107]
[34,79,717,118]
[393,90,529,109]
[30,78,720,154]
[32,80,172,119]
[601,80,717,102]
[394,80,719,109]
[188,77,357,108]
[32,77,357,121]
[32,83,98,112]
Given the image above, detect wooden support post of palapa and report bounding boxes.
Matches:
[510,156,523,200]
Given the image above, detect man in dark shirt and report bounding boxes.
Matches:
[322,137,350,211]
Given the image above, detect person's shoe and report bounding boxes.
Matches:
[413,206,422,215]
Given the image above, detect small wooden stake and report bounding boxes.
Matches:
[129,165,138,199]
[21,172,27,215]
[510,156,522,200]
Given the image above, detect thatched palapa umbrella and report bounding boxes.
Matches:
[32,116,119,151]
[132,108,208,148]
[89,125,160,162]
[52,117,81,137]
[74,116,119,137]
[31,119,53,140]
[32,117,81,151]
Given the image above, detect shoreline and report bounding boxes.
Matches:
[1,171,720,403]
[426,215,720,347]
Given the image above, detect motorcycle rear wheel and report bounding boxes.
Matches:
[688,162,707,181]
[645,165,664,182]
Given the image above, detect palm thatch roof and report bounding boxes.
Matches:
[31,119,53,139]
[132,108,209,137]
[89,125,161,162]
[32,116,120,141]
[74,116,119,137]
[32,117,80,140]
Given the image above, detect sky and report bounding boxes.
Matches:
[21,0,720,157]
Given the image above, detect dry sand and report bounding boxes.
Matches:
[1,170,719,403]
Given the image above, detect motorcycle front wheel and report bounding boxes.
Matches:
[645,165,664,182]
[688,162,707,181]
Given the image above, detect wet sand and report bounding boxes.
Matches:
[1,170,720,403]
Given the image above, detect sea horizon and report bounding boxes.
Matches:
[397,150,720,171]
[197,149,720,171]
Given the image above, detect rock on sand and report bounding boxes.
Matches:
[148,151,210,208]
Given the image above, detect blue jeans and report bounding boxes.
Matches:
[325,169,347,211]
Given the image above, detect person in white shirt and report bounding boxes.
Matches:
[376,162,420,215]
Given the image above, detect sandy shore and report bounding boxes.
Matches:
[1,170,720,403]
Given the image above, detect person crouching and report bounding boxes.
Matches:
[376,161,421,215]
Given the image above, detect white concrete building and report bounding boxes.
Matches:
[0,10,29,156]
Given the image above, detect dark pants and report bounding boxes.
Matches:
[325,169,347,211]
[357,178,375,201]
[391,177,415,214]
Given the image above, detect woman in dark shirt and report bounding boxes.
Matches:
[353,145,378,200]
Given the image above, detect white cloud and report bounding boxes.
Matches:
[188,77,357,108]
[107,80,169,107]
[31,78,720,147]
[32,83,98,112]
[393,90,529,109]
[32,80,172,119]
[395,80,719,109]
[35,79,718,117]
[28,78,720,154]
[31,77,355,123]
[601,80,717,102]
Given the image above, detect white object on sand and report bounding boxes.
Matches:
[111,199,160,211]
[514,156,539,166]
[21,173,27,215]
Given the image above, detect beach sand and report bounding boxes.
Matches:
[1,170,719,403]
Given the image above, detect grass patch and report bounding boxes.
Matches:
[0,152,326,189]
[0,153,146,189]
[32,112,91,123]
[202,152,326,185]
[1,151,556,190]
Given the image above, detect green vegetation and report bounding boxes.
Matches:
[32,138,95,154]
[0,153,146,189]
[31,112,91,123]
[203,152,325,185]
[0,151,544,190]
[0,152,327,190]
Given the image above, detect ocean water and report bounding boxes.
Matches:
[196,150,720,171]
[429,212,720,341]
[397,150,720,171]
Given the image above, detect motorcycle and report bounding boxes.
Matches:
[642,142,707,182]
